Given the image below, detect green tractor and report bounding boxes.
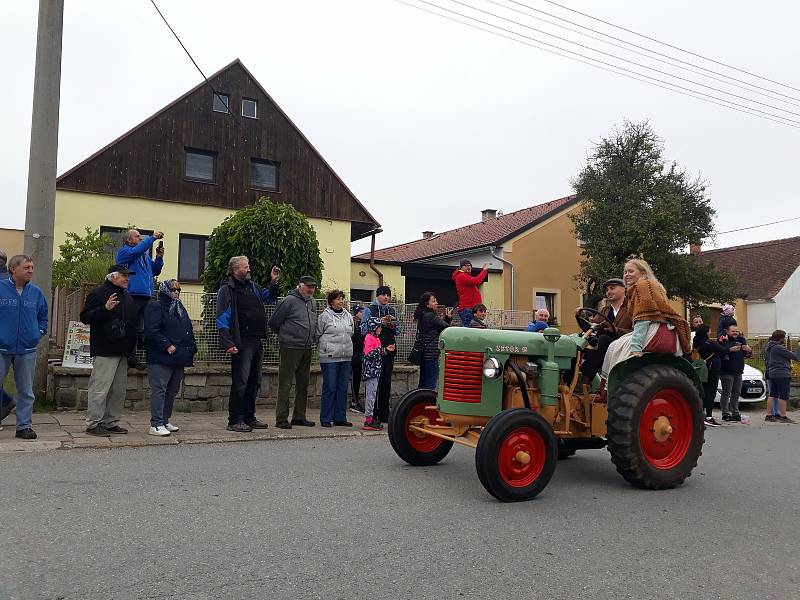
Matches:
[388,313,704,502]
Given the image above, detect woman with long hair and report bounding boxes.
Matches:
[692,323,735,427]
[601,258,690,379]
[413,292,453,389]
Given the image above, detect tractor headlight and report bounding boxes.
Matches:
[483,357,501,378]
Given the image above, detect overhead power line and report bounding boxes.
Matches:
[540,0,800,94]
[716,215,800,235]
[393,0,800,128]
[488,0,800,107]
[443,0,800,120]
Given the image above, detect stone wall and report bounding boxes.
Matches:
[49,364,421,412]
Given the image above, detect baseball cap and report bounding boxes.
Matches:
[108,264,135,275]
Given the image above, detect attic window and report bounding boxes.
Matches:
[212,92,230,113]
[242,98,258,119]
[250,158,279,190]
[185,149,216,183]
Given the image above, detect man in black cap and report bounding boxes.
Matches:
[216,256,281,432]
[268,274,318,429]
[359,285,401,422]
[575,278,632,384]
[79,265,140,436]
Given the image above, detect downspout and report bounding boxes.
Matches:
[368,229,384,287]
[490,245,515,311]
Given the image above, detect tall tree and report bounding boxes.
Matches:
[203,197,323,295]
[570,121,739,308]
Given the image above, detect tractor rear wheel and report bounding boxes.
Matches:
[607,364,704,489]
[388,388,453,466]
[475,409,558,502]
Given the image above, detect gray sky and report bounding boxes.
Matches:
[2,0,798,256]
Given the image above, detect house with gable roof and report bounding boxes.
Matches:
[54,59,379,295]
[696,236,800,335]
[352,195,586,331]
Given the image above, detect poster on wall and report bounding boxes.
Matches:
[62,321,93,368]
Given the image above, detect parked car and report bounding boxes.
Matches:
[715,364,767,404]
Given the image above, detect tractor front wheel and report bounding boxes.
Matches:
[607,364,704,489]
[388,388,453,466]
[475,409,558,502]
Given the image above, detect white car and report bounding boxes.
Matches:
[715,364,768,404]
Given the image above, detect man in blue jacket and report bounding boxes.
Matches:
[0,249,16,423]
[0,254,48,439]
[116,228,164,369]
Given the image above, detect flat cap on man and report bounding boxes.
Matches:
[602,278,625,289]
[298,275,318,286]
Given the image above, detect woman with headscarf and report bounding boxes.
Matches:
[601,258,691,379]
[143,279,197,436]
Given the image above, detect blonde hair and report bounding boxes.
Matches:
[624,257,666,294]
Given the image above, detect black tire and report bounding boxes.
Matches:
[557,439,577,460]
[607,364,704,489]
[388,388,453,466]
[475,408,558,502]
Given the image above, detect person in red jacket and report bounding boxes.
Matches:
[452,259,488,327]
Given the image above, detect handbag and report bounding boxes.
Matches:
[644,323,677,354]
[408,330,423,366]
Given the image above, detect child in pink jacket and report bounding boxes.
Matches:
[362,318,388,430]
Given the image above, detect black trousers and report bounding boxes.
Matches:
[228,336,263,425]
[351,357,362,405]
[580,333,615,380]
[375,352,396,421]
[128,296,151,361]
[702,370,720,417]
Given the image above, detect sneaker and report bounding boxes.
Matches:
[333,420,353,427]
[721,413,732,421]
[275,421,292,430]
[0,397,16,421]
[765,415,777,422]
[363,419,383,431]
[226,422,252,433]
[104,425,128,434]
[349,404,365,414]
[704,417,721,428]
[244,419,269,429]
[777,415,797,424]
[148,425,171,437]
[15,428,37,440]
[731,413,742,422]
[290,419,315,427]
[164,422,179,432]
[85,425,110,437]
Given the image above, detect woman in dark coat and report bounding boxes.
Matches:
[144,279,197,436]
[413,292,452,390]
[692,324,735,427]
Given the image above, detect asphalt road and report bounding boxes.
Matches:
[1,422,797,600]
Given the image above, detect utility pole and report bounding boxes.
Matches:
[24,0,64,399]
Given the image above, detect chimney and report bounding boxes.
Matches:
[422,231,434,239]
[481,209,497,222]
[689,243,701,255]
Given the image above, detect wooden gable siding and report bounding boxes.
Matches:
[56,60,378,240]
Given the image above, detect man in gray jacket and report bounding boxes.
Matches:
[268,275,318,429]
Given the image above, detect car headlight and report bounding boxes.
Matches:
[483,357,501,378]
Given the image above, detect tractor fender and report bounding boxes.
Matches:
[607,353,703,399]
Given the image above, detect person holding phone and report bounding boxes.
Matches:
[359,285,401,422]
[718,324,752,422]
[116,228,165,369]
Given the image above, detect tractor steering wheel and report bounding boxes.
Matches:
[576,307,617,338]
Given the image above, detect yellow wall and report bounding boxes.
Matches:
[0,228,24,258]
[54,190,352,295]
[480,274,505,311]
[502,206,584,333]
[349,261,405,302]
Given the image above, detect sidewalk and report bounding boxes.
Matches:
[0,408,385,454]
[0,405,784,454]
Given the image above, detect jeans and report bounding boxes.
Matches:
[276,347,312,423]
[0,353,36,430]
[719,373,742,415]
[375,352,396,421]
[320,361,352,424]
[458,308,473,327]
[148,363,183,427]
[419,358,439,390]
[364,378,379,419]
[86,355,127,429]
[228,336,263,426]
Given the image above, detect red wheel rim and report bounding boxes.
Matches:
[405,402,445,453]
[497,426,546,487]
[639,388,694,469]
